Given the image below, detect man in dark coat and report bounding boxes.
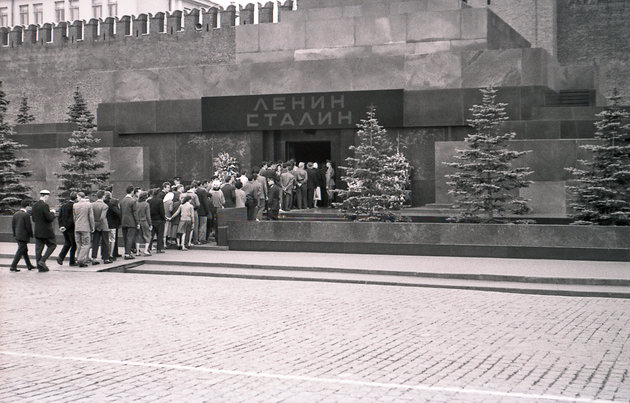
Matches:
[56,192,77,266]
[10,199,36,272]
[105,190,121,259]
[221,176,237,208]
[148,189,166,253]
[266,177,281,220]
[195,182,210,244]
[306,162,318,209]
[31,189,57,272]
[120,185,140,260]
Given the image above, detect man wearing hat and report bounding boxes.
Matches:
[31,189,57,272]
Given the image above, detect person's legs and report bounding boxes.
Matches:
[10,241,29,269]
[35,238,44,264]
[75,231,91,265]
[41,238,56,263]
[101,230,111,261]
[91,230,102,261]
[155,222,165,252]
[108,229,117,259]
[198,216,207,244]
[58,231,72,263]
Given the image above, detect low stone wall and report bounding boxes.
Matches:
[227,221,630,261]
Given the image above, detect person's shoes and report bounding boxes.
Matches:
[56,257,63,265]
[181,246,188,251]
[113,254,122,258]
[123,255,135,260]
[177,245,182,250]
[37,261,49,272]
[69,263,78,267]
[27,265,36,271]
[92,260,100,266]
[78,263,88,268]
[103,259,113,264]
[156,250,165,254]
[10,267,20,272]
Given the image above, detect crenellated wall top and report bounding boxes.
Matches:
[0,1,294,50]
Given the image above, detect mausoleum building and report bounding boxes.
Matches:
[0,0,628,215]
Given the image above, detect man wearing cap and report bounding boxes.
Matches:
[31,189,57,272]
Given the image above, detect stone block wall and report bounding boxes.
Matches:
[237,7,530,64]
[556,0,630,104]
[434,139,596,215]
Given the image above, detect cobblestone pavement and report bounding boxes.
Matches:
[1,269,629,402]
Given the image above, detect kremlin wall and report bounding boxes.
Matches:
[0,0,628,215]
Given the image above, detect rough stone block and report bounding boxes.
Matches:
[113,69,159,102]
[307,7,343,20]
[235,24,259,53]
[427,0,463,11]
[371,42,413,57]
[259,22,305,51]
[390,1,428,15]
[412,41,451,55]
[158,66,203,100]
[520,181,566,215]
[110,147,146,181]
[97,103,115,131]
[156,100,202,133]
[114,101,157,134]
[342,5,363,18]
[450,39,487,52]
[202,63,252,96]
[521,48,549,87]
[360,2,389,17]
[461,49,523,88]
[294,46,371,61]
[461,8,487,39]
[306,19,355,49]
[355,15,406,46]
[237,50,295,64]
[405,52,462,90]
[407,10,461,42]
[350,55,405,91]
[405,89,465,127]
[511,139,578,182]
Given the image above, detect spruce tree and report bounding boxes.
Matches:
[56,115,110,200]
[566,89,630,225]
[444,87,533,222]
[0,82,31,213]
[66,87,96,129]
[16,97,35,124]
[336,106,411,221]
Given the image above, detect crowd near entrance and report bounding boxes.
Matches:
[285,141,331,165]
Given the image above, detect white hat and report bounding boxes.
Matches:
[40,189,51,195]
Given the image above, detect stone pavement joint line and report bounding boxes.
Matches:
[0,351,615,403]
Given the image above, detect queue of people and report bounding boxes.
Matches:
[9,159,336,271]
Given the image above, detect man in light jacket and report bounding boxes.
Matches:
[73,192,94,268]
[91,190,111,265]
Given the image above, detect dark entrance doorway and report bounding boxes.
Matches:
[285,141,331,164]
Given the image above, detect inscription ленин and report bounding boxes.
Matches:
[246,95,352,129]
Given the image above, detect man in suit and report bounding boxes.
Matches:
[279,164,295,212]
[266,177,281,220]
[73,192,94,268]
[195,181,210,244]
[294,162,308,209]
[105,190,121,259]
[31,189,57,272]
[56,192,78,266]
[148,188,166,253]
[221,176,237,208]
[120,185,140,260]
[10,199,36,272]
[91,190,111,265]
